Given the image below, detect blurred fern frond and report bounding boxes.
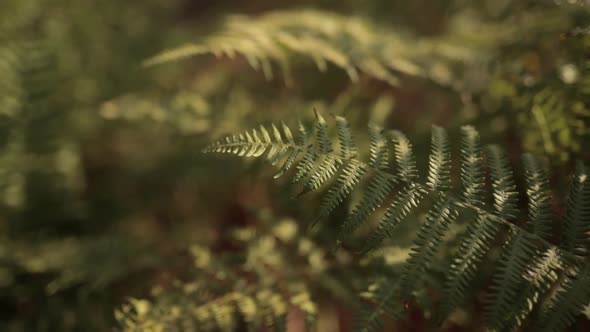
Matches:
[144,9,570,88]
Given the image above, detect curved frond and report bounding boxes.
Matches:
[389,130,418,182]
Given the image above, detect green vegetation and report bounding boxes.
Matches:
[0,0,589,331]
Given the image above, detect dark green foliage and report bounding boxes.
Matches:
[205,114,590,331]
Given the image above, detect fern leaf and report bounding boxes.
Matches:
[485,232,537,331]
[536,265,590,332]
[401,198,458,293]
[313,160,366,225]
[299,155,340,195]
[274,121,308,178]
[314,110,332,154]
[522,154,553,240]
[502,247,562,331]
[441,213,502,318]
[362,184,425,253]
[562,161,590,257]
[335,115,357,159]
[486,145,519,221]
[368,124,389,170]
[426,126,451,191]
[460,125,485,207]
[339,171,396,238]
[389,130,418,181]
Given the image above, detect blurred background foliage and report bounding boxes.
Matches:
[0,0,589,331]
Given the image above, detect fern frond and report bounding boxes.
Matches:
[362,184,425,253]
[339,172,396,237]
[441,214,502,318]
[389,130,418,181]
[426,126,451,192]
[485,145,519,221]
[503,247,562,330]
[205,114,590,331]
[400,198,459,294]
[368,124,389,170]
[313,160,366,224]
[335,115,357,159]
[535,265,590,332]
[485,233,537,331]
[562,161,590,257]
[522,154,553,240]
[460,125,485,207]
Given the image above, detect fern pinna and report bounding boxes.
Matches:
[204,112,590,332]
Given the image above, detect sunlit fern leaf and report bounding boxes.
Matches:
[535,265,590,332]
[485,145,519,221]
[503,247,563,331]
[441,214,502,319]
[460,125,485,207]
[312,160,366,226]
[362,184,425,253]
[299,155,340,196]
[389,130,418,182]
[400,198,459,294]
[338,172,396,238]
[522,154,553,240]
[561,161,590,257]
[485,232,538,331]
[335,115,357,159]
[314,110,333,154]
[274,121,308,178]
[426,126,451,191]
[368,124,389,170]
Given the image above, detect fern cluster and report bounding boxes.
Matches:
[203,112,590,331]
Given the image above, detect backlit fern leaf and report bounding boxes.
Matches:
[535,265,590,332]
[400,198,459,294]
[441,214,501,318]
[485,233,537,331]
[362,184,425,253]
[562,161,590,257]
[460,125,485,207]
[426,126,451,191]
[486,145,519,221]
[522,154,553,240]
[205,114,590,331]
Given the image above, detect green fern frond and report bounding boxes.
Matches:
[400,198,459,294]
[535,265,590,332]
[503,247,562,330]
[339,172,396,237]
[426,126,451,192]
[441,214,501,318]
[389,130,418,182]
[362,184,425,253]
[205,113,590,331]
[313,160,366,224]
[562,161,590,257]
[522,154,553,240]
[485,233,537,331]
[460,125,485,207]
[368,125,389,170]
[485,145,519,221]
[335,115,357,159]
